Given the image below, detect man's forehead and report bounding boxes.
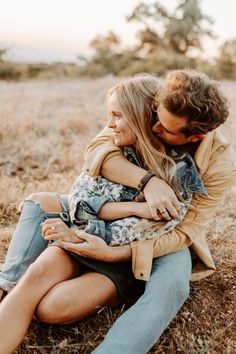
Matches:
[158,107,187,131]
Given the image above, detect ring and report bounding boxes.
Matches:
[173,202,179,207]
[160,209,168,214]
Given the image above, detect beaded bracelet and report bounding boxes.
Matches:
[137,171,156,192]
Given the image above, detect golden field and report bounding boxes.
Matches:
[0,77,235,353]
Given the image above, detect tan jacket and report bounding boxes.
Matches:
[83,128,236,281]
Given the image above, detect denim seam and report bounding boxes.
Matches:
[13,200,61,280]
[12,200,44,281]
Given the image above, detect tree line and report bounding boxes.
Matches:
[1,0,236,80]
[79,0,236,79]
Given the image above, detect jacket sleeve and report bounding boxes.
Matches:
[131,146,236,280]
[83,128,123,177]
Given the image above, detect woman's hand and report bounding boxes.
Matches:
[59,231,132,262]
[41,218,82,243]
[143,176,181,220]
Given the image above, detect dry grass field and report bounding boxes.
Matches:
[0,77,235,353]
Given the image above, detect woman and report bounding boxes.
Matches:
[0,74,205,353]
[42,81,205,246]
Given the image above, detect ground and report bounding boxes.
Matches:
[0,78,235,353]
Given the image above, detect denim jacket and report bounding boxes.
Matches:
[68,147,206,245]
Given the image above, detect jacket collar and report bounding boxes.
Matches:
[194,129,230,175]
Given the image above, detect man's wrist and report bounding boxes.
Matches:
[106,244,132,262]
[137,171,156,192]
[143,175,163,193]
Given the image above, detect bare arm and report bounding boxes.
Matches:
[84,128,180,219]
[59,232,132,262]
[42,219,132,262]
[101,155,146,189]
[101,155,179,219]
[98,201,153,220]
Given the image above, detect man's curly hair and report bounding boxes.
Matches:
[156,69,230,136]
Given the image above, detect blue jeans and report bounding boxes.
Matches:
[0,199,191,354]
[93,248,192,354]
[0,199,61,292]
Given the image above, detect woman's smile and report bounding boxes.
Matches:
[107,92,136,147]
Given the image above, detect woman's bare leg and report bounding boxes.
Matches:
[28,192,64,213]
[0,246,80,354]
[36,272,120,324]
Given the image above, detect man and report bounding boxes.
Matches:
[0,70,235,353]
[80,69,236,353]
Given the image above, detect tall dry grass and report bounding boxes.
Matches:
[0,78,235,353]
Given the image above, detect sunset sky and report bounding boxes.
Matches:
[1,0,235,63]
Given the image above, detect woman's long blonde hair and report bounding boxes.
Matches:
[107,74,177,191]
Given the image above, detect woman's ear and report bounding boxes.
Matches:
[189,134,206,143]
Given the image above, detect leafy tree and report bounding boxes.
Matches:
[217,39,236,79]
[127,2,168,54]
[127,0,214,55]
[89,31,121,67]
[79,0,222,77]
[84,31,122,76]
[90,31,120,52]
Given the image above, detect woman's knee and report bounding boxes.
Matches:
[27,192,63,213]
[23,259,52,286]
[35,291,78,324]
[23,248,64,285]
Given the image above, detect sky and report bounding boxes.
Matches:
[0,0,236,63]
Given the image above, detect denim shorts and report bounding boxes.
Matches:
[55,194,145,306]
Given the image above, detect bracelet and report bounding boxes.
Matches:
[137,171,156,192]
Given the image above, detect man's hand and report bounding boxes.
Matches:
[143,176,180,220]
[59,231,132,262]
[100,154,180,220]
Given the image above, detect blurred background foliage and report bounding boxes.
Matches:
[1,0,236,80]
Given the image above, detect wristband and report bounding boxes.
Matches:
[137,171,155,192]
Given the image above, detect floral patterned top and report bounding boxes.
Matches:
[68,147,207,246]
